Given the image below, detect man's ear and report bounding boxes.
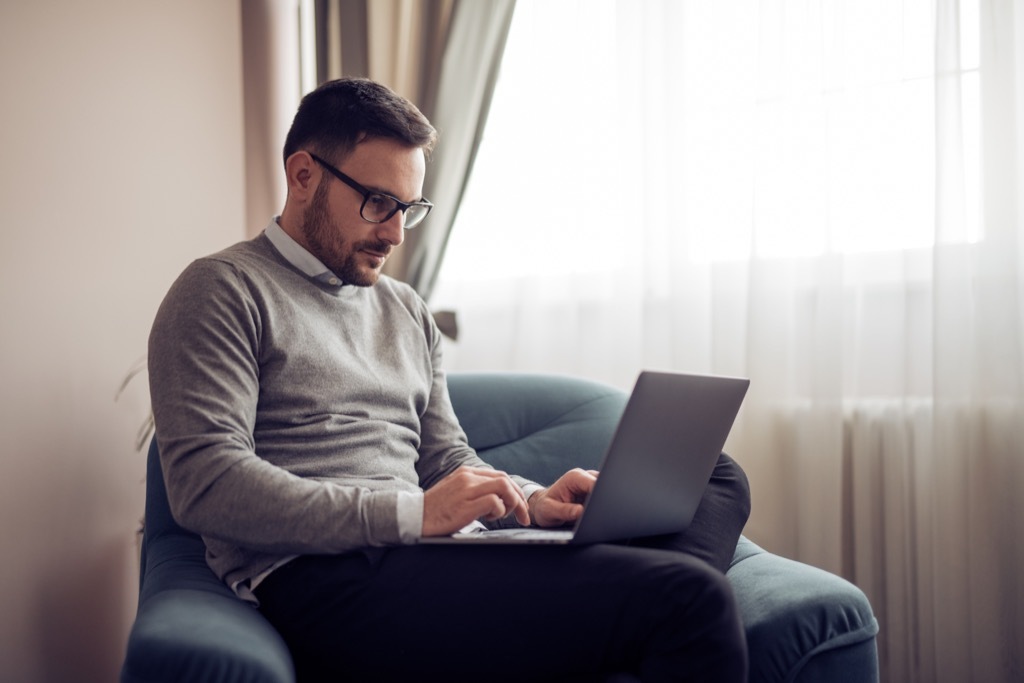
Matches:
[284,151,319,203]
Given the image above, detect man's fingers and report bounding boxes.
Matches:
[461,488,530,527]
[477,493,507,521]
[548,469,597,503]
[562,501,585,522]
[427,466,531,529]
[457,467,529,504]
[471,476,530,525]
[537,498,584,527]
[509,494,531,526]
[469,468,529,510]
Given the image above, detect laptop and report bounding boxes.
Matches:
[419,371,749,545]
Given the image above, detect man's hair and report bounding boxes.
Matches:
[283,78,437,167]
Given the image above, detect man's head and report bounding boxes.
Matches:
[283,78,437,167]
[279,78,438,286]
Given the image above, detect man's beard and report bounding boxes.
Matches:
[300,181,390,287]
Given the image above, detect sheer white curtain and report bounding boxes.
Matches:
[433,1,1023,680]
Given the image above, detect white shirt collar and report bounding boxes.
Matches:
[264,218,345,287]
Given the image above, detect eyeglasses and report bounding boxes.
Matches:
[309,153,433,229]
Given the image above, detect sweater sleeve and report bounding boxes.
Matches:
[148,259,403,554]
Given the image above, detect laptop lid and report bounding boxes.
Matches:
[569,371,749,544]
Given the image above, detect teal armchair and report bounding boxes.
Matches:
[122,373,879,682]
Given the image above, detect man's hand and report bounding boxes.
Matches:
[422,466,531,537]
[528,468,599,528]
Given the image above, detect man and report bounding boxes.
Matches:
[149,78,751,682]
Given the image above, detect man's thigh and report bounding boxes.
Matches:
[256,543,732,682]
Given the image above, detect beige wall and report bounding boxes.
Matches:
[0,1,246,681]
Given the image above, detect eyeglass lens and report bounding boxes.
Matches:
[362,194,430,228]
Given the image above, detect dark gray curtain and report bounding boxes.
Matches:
[314,0,517,306]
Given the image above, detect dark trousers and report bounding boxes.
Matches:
[256,454,751,683]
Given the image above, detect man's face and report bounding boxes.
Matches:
[299,137,426,286]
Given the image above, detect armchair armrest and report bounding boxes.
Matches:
[121,535,294,683]
[728,538,879,683]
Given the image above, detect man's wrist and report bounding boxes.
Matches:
[523,484,545,526]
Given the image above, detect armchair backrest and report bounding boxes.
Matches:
[445,373,627,484]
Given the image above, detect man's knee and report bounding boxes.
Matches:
[670,557,740,625]
[716,452,752,523]
[640,558,747,681]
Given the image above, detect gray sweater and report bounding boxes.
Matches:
[148,233,522,591]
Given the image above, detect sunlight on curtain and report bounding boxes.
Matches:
[433,1,1023,681]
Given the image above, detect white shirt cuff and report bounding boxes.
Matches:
[396,490,425,542]
[522,483,545,504]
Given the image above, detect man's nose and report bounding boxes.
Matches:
[376,211,406,246]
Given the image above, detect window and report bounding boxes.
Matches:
[439,0,981,287]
